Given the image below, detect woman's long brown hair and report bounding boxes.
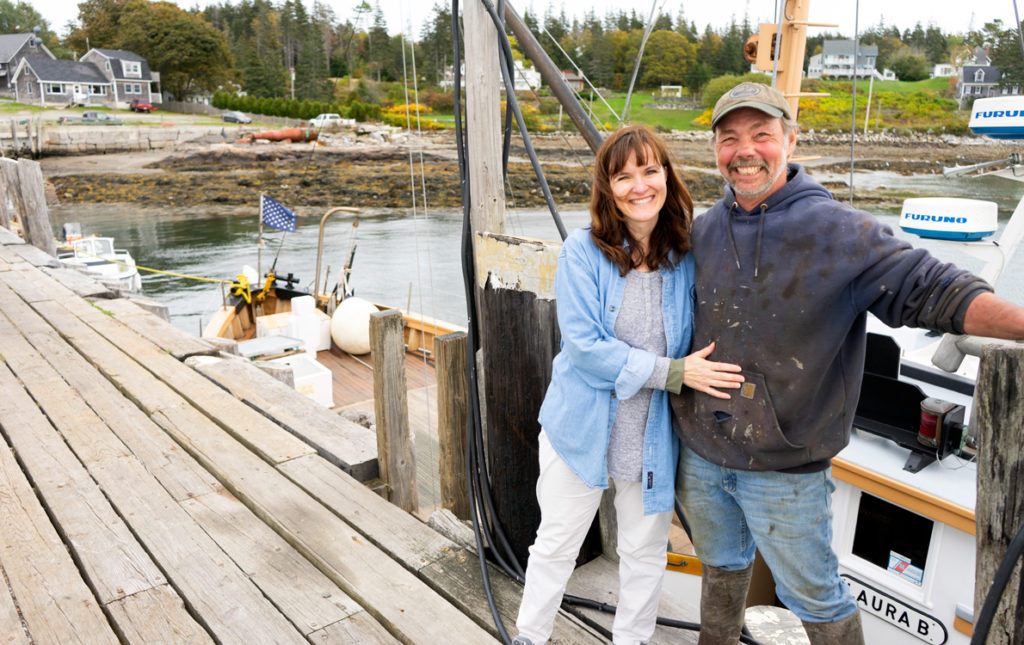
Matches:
[590,126,693,274]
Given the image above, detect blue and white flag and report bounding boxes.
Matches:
[260,194,297,232]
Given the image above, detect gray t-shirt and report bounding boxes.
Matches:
[607,269,671,482]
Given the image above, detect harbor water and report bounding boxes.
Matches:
[49,170,1024,335]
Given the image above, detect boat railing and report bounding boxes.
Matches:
[313,206,360,303]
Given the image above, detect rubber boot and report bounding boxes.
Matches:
[697,564,753,645]
[802,611,865,645]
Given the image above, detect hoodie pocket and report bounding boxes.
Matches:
[679,370,803,456]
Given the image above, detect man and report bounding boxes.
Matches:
[671,81,1024,645]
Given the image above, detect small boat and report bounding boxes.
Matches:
[201,207,462,410]
[58,223,142,293]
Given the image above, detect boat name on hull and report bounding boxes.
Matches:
[841,574,948,644]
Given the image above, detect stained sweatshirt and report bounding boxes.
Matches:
[671,164,992,472]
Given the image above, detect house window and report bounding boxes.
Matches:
[105,61,110,71]
[45,83,64,94]
[124,61,141,77]
[975,69,985,82]
[26,83,33,95]
[128,83,141,93]
[89,85,107,95]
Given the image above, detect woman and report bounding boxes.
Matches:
[512,125,745,645]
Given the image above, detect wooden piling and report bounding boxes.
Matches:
[369,309,418,513]
[15,159,56,257]
[0,157,24,226]
[436,331,470,520]
[974,345,1024,645]
[0,162,10,230]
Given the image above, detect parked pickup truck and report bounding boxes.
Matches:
[129,99,155,112]
[58,111,125,125]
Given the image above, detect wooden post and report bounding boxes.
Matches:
[10,118,18,157]
[369,309,418,513]
[435,331,470,520]
[462,0,505,239]
[16,159,56,257]
[974,345,1024,645]
[0,162,10,230]
[1,157,25,227]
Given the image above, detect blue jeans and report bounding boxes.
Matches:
[676,445,857,623]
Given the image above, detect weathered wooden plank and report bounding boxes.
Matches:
[0,291,307,644]
[99,297,216,359]
[0,244,20,265]
[0,165,10,230]
[42,266,117,299]
[278,454,604,643]
[0,354,168,604]
[0,421,120,645]
[371,309,418,511]
[974,345,1024,645]
[23,295,316,466]
[17,290,496,643]
[188,354,378,481]
[0,566,29,645]
[181,490,379,637]
[104,586,214,644]
[308,612,400,644]
[435,332,470,519]
[0,223,24,245]
[0,280,220,501]
[7,241,58,269]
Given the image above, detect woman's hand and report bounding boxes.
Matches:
[682,342,744,399]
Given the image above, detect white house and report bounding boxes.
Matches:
[807,40,878,79]
[931,63,956,78]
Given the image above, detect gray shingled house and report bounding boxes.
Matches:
[0,32,56,93]
[80,48,160,105]
[10,46,158,108]
[11,57,112,107]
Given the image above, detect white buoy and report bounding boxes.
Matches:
[330,296,378,355]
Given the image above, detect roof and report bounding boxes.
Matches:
[822,39,879,57]
[0,33,53,63]
[92,48,146,62]
[18,58,109,84]
[83,48,153,81]
[961,65,1001,85]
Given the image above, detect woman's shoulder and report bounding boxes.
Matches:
[562,226,598,254]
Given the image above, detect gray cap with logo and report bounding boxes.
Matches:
[711,82,793,129]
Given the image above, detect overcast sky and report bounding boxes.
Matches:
[37,0,1022,39]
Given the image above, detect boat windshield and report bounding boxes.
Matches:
[72,237,115,257]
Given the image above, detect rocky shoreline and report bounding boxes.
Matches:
[42,129,1023,212]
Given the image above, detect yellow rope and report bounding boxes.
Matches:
[60,245,232,284]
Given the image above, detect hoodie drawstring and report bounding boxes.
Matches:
[754,203,767,278]
[725,201,769,279]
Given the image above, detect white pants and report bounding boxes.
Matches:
[515,431,673,645]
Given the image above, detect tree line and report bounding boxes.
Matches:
[6,0,1024,106]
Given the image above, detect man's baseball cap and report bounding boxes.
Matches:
[711,82,793,129]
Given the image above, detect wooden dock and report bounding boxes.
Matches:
[0,226,637,644]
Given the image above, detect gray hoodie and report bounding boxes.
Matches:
[672,164,991,472]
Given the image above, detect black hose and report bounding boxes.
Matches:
[452,2,512,642]
[970,520,1024,644]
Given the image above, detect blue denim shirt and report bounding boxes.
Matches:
[538,227,695,515]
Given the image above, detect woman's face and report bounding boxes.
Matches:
[609,146,667,237]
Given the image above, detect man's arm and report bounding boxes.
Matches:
[962,292,1024,340]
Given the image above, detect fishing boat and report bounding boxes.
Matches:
[57,223,143,293]
[200,207,462,411]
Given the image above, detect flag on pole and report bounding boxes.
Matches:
[260,194,297,232]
